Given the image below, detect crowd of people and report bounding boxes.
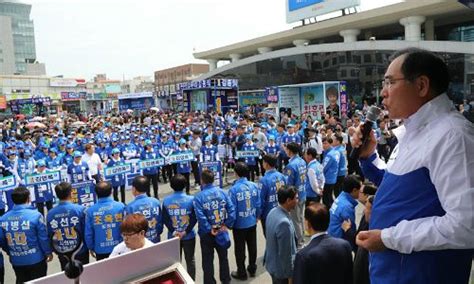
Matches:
[0,48,472,284]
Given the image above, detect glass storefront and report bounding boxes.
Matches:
[218,51,474,104]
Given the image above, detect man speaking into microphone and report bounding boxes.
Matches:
[352,48,473,284]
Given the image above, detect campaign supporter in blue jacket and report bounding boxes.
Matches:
[31,160,55,216]
[85,181,125,259]
[193,174,236,236]
[175,141,192,175]
[107,149,127,188]
[200,136,219,162]
[17,150,35,184]
[258,155,287,228]
[241,138,258,166]
[264,136,280,155]
[228,176,261,229]
[46,149,62,170]
[0,186,52,282]
[46,181,89,270]
[140,142,160,176]
[62,144,75,166]
[304,149,325,202]
[125,176,163,244]
[67,152,92,184]
[333,134,348,198]
[162,186,197,241]
[283,142,307,249]
[322,146,340,185]
[328,180,359,239]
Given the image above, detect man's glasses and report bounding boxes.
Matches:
[381,77,409,88]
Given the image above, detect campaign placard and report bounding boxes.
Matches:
[25,171,62,186]
[138,158,165,169]
[104,163,132,178]
[167,152,195,164]
[0,176,17,212]
[0,175,16,190]
[199,161,223,188]
[71,181,96,207]
[235,150,260,159]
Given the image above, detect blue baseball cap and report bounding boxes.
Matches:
[268,135,275,140]
[179,138,187,145]
[204,136,211,142]
[112,148,120,154]
[145,139,152,146]
[37,159,46,167]
[73,151,82,158]
[245,134,253,140]
[67,144,75,149]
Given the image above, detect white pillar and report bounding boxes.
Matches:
[292,39,309,47]
[400,16,426,41]
[257,47,273,54]
[339,29,360,43]
[207,59,218,71]
[229,53,242,63]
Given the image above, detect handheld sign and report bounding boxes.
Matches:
[167,152,194,164]
[235,150,260,159]
[0,175,16,189]
[0,175,17,211]
[71,181,96,207]
[199,161,223,188]
[139,158,165,170]
[25,170,62,186]
[103,163,132,178]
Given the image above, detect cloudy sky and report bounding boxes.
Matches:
[30,0,401,80]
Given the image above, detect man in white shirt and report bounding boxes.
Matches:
[110,213,154,257]
[353,48,474,284]
[82,143,103,183]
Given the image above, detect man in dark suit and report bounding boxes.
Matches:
[293,203,353,284]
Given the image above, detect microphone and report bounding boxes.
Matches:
[349,106,381,160]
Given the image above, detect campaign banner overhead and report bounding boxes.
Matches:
[286,0,360,23]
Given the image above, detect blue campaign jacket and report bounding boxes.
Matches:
[200,145,218,162]
[284,155,307,202]
[175,148,192,174]
[162,192,197,241]
[264,143,280,156]
[140,149,160,175]
[229,178,261,229]
[67,161,91,184]
[46,156,63,170]
[17,157,35,183]
[259,169,287,221]
[322,147,340,185]
[305,159,325,199]
[0,204,52,266]
[106,158,126,187]
[193,184,236,236]
[125,194,163,243]
[85,197,125,254]
[328,191,357,238]
[46,201,88,255]
[31,169,55,203]
[334,145,347,177]
[62,153,74,167]
[242,143,258,165]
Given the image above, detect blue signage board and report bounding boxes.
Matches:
[288,0,323,11]
[71,181,96,208]
[199,161,223,188]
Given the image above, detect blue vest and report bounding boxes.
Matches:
[264,143,280,155]
[162,192,196,241]
[140,150,160,175]
[85,197,125,254]
[200,145,218,162]
[259,169,287,220]
[229,178,261,229]
[67,161,91,183]
[125,194,163,243]
[242,143,258,165]
[370,168,472,284]
[305,159,324,198]
[335,145,347,177]
[106,158,127,186]
[175,149,192,174]
[0,204,52,266]
[284,155,307,201]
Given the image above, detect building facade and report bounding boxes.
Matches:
[154,63,209,109]
[0,0,37,75]
[194,0,474,105]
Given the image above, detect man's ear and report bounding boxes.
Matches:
[416,75,431,98]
